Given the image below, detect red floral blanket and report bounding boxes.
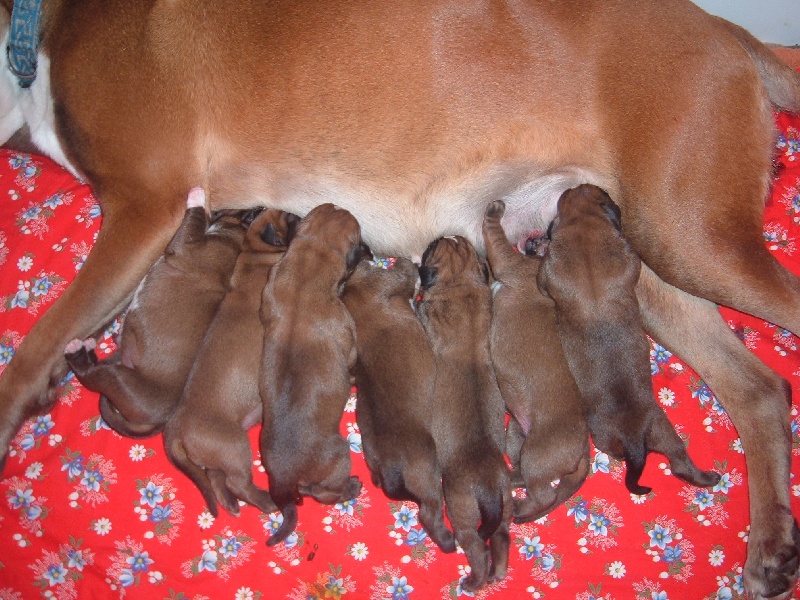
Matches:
[1,112,800,600]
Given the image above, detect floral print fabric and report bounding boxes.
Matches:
[1,111,800,599]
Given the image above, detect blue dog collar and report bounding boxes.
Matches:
[7,0,43,88]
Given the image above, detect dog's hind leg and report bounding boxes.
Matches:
[637,265,799,600]
[644,409,721,488]
[0,197,186,472]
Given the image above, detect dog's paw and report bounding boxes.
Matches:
[744,529,800,599]
[186,187,206,209]
[64,338,84,356]
[484,199,505,219]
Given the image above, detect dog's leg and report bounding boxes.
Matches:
[0,200,184,471]
[637,265,799,600]
[403,455,456,553]
[444,484,490,592]
[487,496,511,584]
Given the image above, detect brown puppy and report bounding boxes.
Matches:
[64,188,249,437]
[341,256,456,553]
[259,203,369,547]
[482,199,590,522]
[2,3,800,595]
[536,185,721,495]
[162,208,299,518]
[416,236,511,592]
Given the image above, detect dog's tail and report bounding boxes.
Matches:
[165,436,220,518]
[716,16,800,113]
[266,502,298,547]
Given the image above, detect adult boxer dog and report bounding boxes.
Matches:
[162,208,299,518]
[342,256,456,553]
[63,188,249,438]
[0,1,799,596]
[482,199,590,522]
[417,236,511,592]
[536,185,722,495]
[259,203,367,547]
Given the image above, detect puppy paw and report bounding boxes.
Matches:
[186,187,206,209]
[64,338,98,371]
[484,199,506,219]
[744,525,800,599]
[64,338,84,355]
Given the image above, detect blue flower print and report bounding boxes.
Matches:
[42,193,65,210]
[568,499,589,523]
[149,504,172,523]
[648,524,673,549]
[219,536,243,559]
[30,276,53,298]
[9,155,30,170]
[591,452,610,474]
[140,481,164,508]
[127,551,154,573]
[10,289,29,309]
[386,576,414,600]
[19,433,35,451]
[326,576,347,597]
[652,592,668,600]
[118,568,135,587]
[662,545,683,563]
[197,550,217,573]
[22,205,41,222]
[519,536,544,560]
[650,344,672,374]
[692,489,714,510]
[81,469,104,492]
[61,455,85,478]
[10,488,34,509]
[716,587,733,600]
[32,415,54,438]
[347,430,362,453]
[393,505,418,532]
[405,528,427,547]
[336,497,357,516]
[692,382,714,406]
[26,504,42,520]
[0,343,14,364]
[540,553,556,572]
[67,549,86,571]
[43,563,67,586]
[588,513,610,536]
[88,204,101,219]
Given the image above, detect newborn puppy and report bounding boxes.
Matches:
[537,184,720,494]
[482,200,590,522]
[341,256,456,553]
[64,188,250,437]
[163,209,299,518]
[416,236,511,592]
[259,203,369,546]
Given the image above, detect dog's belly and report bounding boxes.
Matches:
[213,161,613,258]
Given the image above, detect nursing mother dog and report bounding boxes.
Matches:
[0,0,799,597]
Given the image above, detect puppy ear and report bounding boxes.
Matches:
[600,198,623,231]
[285,213,301,243]
[418,265,438,289]
[260,223,286,247]
[346,241,371,271]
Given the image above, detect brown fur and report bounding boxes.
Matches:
[416,236,511,592]
[342,256,456,553]
[162,209,299,519]
[482,200,590,522]
[1,1,800,596]
[259,203,368,547]
[63,194,249,437]
[536,185,721,495]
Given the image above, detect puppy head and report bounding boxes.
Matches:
[418,236,487,290]
[244,209,300,252]
[553,184,622,234]
[296,203,370,274]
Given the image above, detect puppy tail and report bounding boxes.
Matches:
[165,436,220,518]
[267,503,298,547]
[476,484,504,541]
[716,16,800,113]
[623,443,653,496]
